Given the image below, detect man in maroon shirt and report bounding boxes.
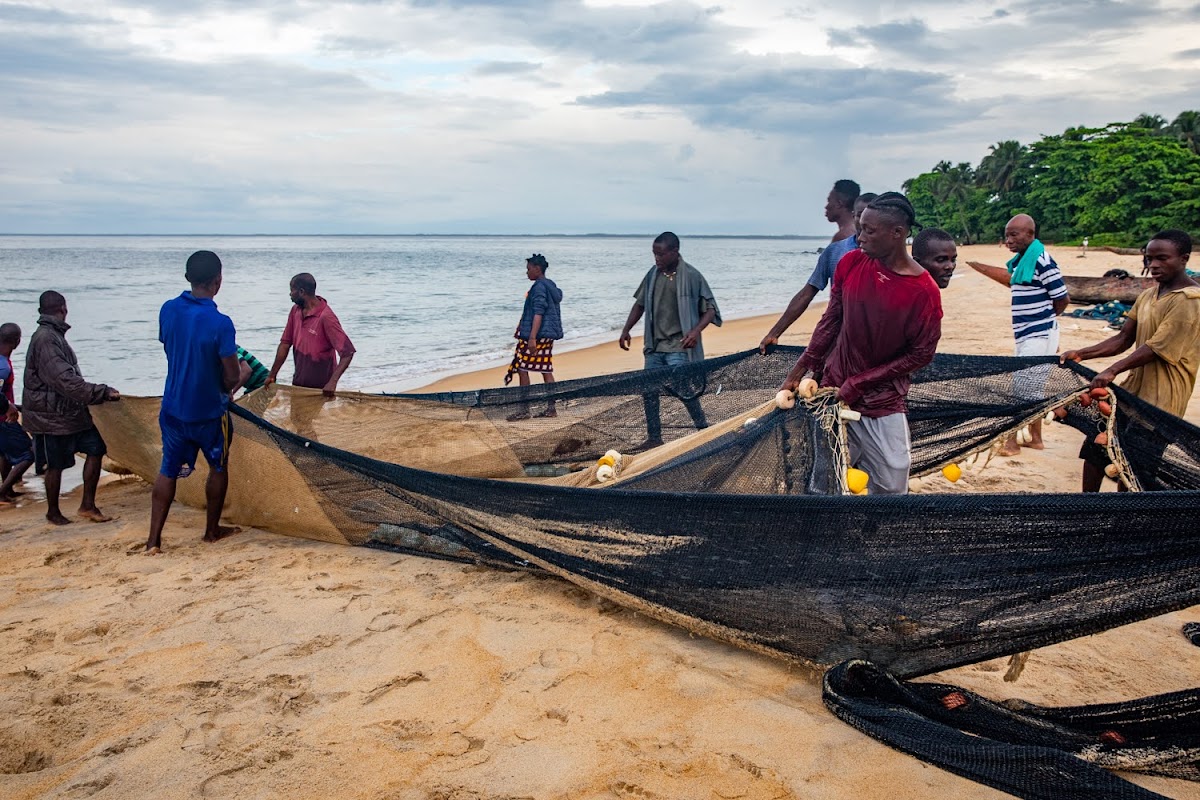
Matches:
[782,192,943,494]
[265,273,356,397]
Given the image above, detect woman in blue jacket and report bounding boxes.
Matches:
[504,253,563,420]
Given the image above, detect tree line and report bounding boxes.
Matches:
[902,111,1200,246]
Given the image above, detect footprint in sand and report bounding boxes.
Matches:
[59,774,115,798]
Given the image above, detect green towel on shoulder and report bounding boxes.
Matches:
[1007,239,1044,285]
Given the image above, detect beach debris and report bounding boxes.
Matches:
[1003,651,1030,682]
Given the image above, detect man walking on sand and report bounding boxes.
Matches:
[759,184,870,354]
[146,250,242,554]
[781,193,943,495]
[266,273,355,397]
[22,291,120,525]
[966,214,1069,456]
[619,232,721,451]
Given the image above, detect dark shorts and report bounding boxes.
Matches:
[159,411,233,479]
[33,427,107,472]
[0,421,34,466]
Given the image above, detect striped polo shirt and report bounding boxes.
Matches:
[1010,250,1067,343]
[236,346,270,393]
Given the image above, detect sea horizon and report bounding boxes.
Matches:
[0,232,829,240]
[0,234,825,395]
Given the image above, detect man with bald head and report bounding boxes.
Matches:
[967,214,1069,455]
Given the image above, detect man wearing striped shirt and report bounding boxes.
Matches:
[967,214,1070,456]
[233,346,269,395]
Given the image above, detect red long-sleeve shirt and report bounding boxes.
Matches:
[795,249,943,417]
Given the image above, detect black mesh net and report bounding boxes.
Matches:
[825,660,1200,799]
[91,348,1200,798]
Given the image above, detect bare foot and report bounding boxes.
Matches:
[46,511,72,526]
[997,436,1021,457]
[144,546,162,556]
[1022,440,1046,450]
[202,525,242,543]
[78,508,114,523]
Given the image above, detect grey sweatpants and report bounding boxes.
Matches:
[847,412,912,495]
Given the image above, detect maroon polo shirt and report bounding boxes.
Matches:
[280,297,355,389]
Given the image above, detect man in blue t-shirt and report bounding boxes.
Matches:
[146,250,241,554]
[759,190,876,354]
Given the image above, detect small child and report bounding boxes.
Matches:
[504,254,563,420]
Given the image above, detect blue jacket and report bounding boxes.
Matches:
[517,278,564,340]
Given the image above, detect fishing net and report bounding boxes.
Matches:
[92,346,1200,671]
[91,348,1200,797]
[825,660,1200,799]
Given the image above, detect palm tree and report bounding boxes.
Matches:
[976,140,1027,195]
[941,163,976,243]
[1169,110,1200,155]
[1131,113,1167,133]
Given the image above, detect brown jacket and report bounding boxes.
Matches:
[21,315,112,435]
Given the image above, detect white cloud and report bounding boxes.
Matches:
[0,0,1197,233]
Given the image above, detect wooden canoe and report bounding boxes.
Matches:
[1064,275,1153,305]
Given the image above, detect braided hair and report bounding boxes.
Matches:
[866,191,922,233]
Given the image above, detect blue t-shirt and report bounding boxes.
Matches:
[807,235,858,291]
[1010,251,1068,343]
[159,291,237,422]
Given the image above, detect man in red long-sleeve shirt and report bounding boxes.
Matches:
[782,192,943,494]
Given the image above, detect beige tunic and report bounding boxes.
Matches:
[1121,284,1200,417]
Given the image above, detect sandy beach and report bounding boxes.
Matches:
[3,244,1200,799]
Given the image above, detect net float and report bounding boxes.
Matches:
[775,389,796,410]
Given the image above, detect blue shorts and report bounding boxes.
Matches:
[0,421,34,466]
[159,411,233,479]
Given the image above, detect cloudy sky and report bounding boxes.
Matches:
[2,0,1198,235]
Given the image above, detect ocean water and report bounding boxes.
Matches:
[0,235,823,395]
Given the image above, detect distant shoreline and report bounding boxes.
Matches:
[0,232,829,240]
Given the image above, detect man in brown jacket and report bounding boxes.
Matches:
[22,291,120,525]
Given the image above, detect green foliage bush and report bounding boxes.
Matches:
[901,112,1200,245]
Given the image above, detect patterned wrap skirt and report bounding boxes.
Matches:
[504,337,555,385]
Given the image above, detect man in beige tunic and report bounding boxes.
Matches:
[1061,228,1200,491]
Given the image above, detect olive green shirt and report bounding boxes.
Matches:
[634,267,711,354]
[1121,284,1200,417]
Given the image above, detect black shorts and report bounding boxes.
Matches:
[33,427,107,472]
[0,421,34,466]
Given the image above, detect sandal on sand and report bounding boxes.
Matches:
[1183,622,1200,647]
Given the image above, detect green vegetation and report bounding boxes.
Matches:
[901,111,1200,246]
